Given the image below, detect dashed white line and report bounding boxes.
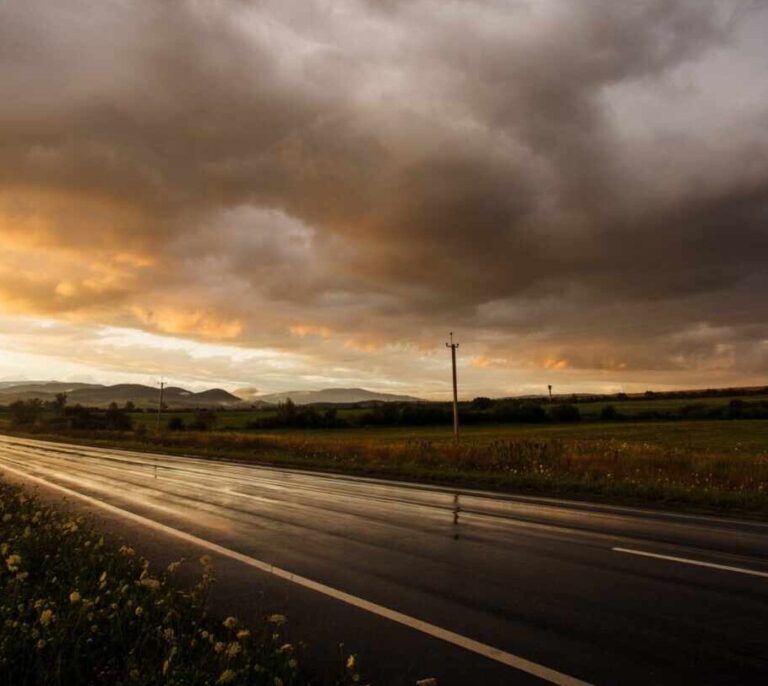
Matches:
[0,459,593,686]
[613,547,768,579]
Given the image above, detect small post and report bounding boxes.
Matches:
[453,493,460,525]
[446,332,460,441]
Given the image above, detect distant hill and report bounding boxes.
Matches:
[252,388,420,405]
[0,382,241,409]
[0,381,100,394]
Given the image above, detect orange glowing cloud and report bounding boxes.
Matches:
[131,306,243,340]
[289,324,333,338]
[542,358,570,370]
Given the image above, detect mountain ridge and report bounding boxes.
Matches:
[251,387,420,405]
[0,382,241,409]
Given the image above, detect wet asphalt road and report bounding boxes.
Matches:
[1,434,767,685]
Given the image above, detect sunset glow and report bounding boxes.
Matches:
[1,0,767,397]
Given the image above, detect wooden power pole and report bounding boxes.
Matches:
[156,378,165,431]
[446,332,460,441]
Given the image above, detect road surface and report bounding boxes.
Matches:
[1,434,767,685]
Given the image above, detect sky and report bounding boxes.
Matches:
[1,0,767,399]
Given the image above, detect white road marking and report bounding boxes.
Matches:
[0,460,593,686]
[613,547,768,579]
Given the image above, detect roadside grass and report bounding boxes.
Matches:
[0,478,362,686]
[243,420,768,453]
[6,419,768,518]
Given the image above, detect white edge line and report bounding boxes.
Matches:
[0,461,592,686]
[613,547,768,579]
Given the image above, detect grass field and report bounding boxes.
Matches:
[249,420,768,454]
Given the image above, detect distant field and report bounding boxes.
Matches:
[576,393,768,417]
[250,419,768,455]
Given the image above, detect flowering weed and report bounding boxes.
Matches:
[0,478,363,685]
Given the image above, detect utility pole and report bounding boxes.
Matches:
[446,332,460,441]
[548,384,553,403]
[156,378,165,432]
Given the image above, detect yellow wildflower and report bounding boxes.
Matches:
[217,670,237,684]
[223,616,238,629]
[39,610,54,626]
[214,641,225,654]
[236,629,250,639]
[267,614,286,626]
[226,642,241,658]
[69,591,81,604]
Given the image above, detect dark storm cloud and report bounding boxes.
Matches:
[1,0,767,384]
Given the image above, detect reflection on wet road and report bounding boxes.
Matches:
[1,434,767,686]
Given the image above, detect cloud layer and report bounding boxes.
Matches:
[1,0,767,394]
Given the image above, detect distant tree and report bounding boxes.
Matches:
[54,393,68,415]
[725,399,744,420]
[167,416,185,431]
[600,405,618,420]
[189,409,217,431]
[105,403,133,431]
[517,402,549,423]
[276,399,297,425]
[471,397,493,411]
[124,400,136,412]
[322,408,339,427]
[549,404,581,422]
[9,399,43,427]
[491,401,548,424]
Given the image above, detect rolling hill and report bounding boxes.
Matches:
[252,388,420,405]
[0,382,241,409]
